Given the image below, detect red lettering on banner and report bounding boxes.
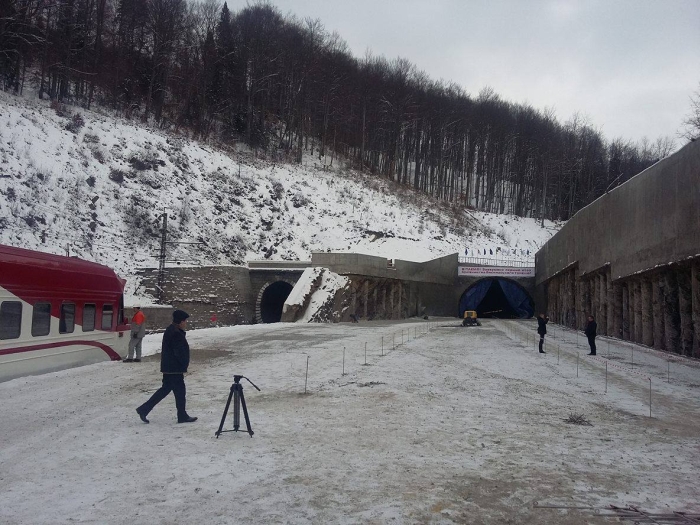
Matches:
[457,266,535,277]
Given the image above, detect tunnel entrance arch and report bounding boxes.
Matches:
[256,280,294,323]
[459,278,534,319]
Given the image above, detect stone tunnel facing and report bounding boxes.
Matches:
[260,281,294,323]
[459,278,534,319]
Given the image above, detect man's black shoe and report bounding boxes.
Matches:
[123,358,133,363]
[133,358,141,362]
[539,351,546,354]
[178,416,198,423]
[136,408,149,423]
[588,353,596,356]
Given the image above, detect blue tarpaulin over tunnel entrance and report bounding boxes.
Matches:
[459,278,534,319]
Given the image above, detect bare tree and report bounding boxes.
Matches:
[680,83,700,141]
[145,0,186,121]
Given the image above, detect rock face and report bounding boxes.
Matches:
[281,268,350,323]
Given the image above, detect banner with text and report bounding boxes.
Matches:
[458,266,535,278]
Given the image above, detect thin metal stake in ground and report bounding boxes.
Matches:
[342,347,345,376]
[364,342,367,365]
[605,362,608,393]
[305,356,309,394]
[667,359,670,383]
[649,378,652,418]
[381,336,383,356]
[577,352,579,378]
[557,344,560,365]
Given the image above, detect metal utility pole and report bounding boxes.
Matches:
[157,212,167,304]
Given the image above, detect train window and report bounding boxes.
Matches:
[83,304,96,332]
[0,301,22,340]
[59,303,75,334]
[31,303,52,337]
[102,305,114,330]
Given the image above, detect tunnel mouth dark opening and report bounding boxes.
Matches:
[459,278,534,319]
[260,281,294,323]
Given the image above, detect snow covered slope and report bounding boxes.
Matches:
[0,92,561,302]
[282,267,350,323]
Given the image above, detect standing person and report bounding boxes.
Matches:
[537,313,549,353]
[136,310,197,424]
[125,305,146,363]
[585,315,597,355]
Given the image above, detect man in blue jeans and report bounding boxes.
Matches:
[136,310,197,424]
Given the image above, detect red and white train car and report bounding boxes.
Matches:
[0,244,130,382]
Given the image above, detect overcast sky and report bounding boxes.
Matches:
[243,0,699,145]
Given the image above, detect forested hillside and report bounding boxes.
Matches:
[1,0,675,220]
[0,91,559,301]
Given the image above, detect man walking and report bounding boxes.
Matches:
[124,305,146,363]
[585,315,597,355]
[537,313,549,353]
[136,310,197,424]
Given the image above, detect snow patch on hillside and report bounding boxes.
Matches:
[299,269,349,323]
[283,267,323,309]
[282,267,349,323]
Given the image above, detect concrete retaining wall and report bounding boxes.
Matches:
[314,253,534,319]
[311,252,458,285]
[536,140,700,284]
[535,140,700,355]
[137,266,255,329]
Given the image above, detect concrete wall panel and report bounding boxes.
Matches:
[536,140,700,285]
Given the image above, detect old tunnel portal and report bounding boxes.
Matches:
[259,281,294,323]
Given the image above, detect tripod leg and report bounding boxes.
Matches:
[239,390,254,437]
[215,385,235,438]
[233,385,241,431]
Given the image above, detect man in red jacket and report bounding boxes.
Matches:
[136,310,197,424]
[124,305,146,362]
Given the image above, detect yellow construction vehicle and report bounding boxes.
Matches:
[462,310,481,326]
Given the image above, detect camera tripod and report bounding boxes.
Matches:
[215,375,261,438]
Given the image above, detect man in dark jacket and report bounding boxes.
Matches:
[136,310,197,423]
[585,315,597,355]
[537,313,549,353]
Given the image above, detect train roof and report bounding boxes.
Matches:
[0,244,126,299]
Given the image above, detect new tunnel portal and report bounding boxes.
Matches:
[459,278,535,319]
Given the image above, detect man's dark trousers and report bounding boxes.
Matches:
[138,374,187,421]
[587,336,597,355]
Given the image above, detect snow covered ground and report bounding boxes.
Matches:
[1,319,699,524]
[0,91,560,305]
